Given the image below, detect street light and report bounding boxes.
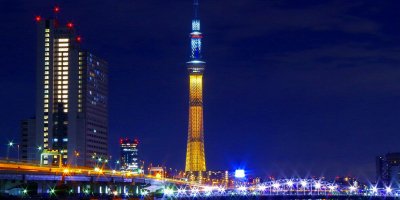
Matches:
[6,141,14,160]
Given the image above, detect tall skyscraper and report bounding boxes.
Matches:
[185,0,206,173]
[119,138,139,173]
[32,12,108,166]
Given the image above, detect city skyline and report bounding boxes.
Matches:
[0,0,399,180]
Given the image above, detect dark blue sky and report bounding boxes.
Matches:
[1,0,400,180]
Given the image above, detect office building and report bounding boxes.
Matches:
[120,138,139,172]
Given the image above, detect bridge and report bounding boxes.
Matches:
[0,159,191,197]
[0,160,398,199]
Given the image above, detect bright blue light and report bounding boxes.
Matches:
[235,169,245,178]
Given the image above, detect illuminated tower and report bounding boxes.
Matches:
[185,0,206,173]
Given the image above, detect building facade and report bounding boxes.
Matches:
[120,138,139,172]
[20,118,36,161]
[32,16,108,166]
[185,0,207,175]
[376,153,400,186]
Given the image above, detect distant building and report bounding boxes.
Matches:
[120,138,139,172]
[22,14,109,166]
[20,118,36,161]
[376,153,400,185]
[205,170,229,186]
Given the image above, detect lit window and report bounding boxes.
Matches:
[63,53,68,56]
[58,48,69,52]
[64,109,68,112]
[45,43,49,47]
[44,109,48,112]
[45,33,50,37]
[62,95,68,98]
[63,62,68,65]
[44,85,48,89]
[63,57,68,61]
[58,43,69,47]
[62,85,68,89]
[62,99,68,103]
[44,104,48,108]
[45,38,49,42]
[45,76,49,80]
[45,29,50,33]
[63,67,68,70]
[45,52,49,56]
[58,38,69,42]
[44,71,49,75]
[45,47,49,51]
[63,81,68,84]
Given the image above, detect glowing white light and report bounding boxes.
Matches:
[257,185,267,191]
[287,180,294,187]
[190,188,199,196]
[238,186,247,192]
[349,186,356,192]
[272,182,280,189]
[177,188,186,195]
[235,169,245,178]
[315,182,321,189]
[371,186,378,193]
[301,180,307,187]
[203,186,212,193]
[217,186,226,193]
[164,188,174,196]
[386,187,392,193]
[328,185,336,191]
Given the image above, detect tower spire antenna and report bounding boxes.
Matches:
[193,0,199,19]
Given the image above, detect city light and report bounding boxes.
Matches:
[272,182,280,189]
[349,185,356,192]
[287,180,294,187]
[234,169,245,178]
[164,188,174,196]
[315,182,322,189]
[257,185,267,191]
[386,187,392,193]
[301,180,307,187]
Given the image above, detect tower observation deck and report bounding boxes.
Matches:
[185,0,206,173]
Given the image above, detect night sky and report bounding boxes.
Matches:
[1,0,400,180]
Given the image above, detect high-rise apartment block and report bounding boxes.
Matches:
[21,14,108,166]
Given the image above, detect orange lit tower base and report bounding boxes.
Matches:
[185,63,206,173]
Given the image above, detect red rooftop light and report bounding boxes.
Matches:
[76,36,82,42]
[53,6,60,13]
[35,16,41,22]
[67,22,73,29]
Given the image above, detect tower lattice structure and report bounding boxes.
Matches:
[185,0,206,172]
